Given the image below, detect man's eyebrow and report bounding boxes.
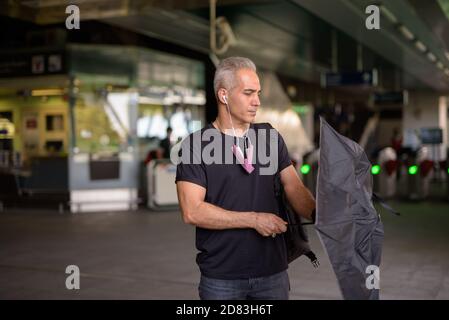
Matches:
[243,88,262,93]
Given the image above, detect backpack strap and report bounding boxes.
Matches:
[372,192,400,216]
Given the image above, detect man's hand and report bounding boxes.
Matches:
[252,212,288,237]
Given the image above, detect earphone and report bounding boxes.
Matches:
[218,93,254,174]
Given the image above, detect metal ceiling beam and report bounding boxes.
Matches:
[102,9,211,54]
[291,0,449,92]
[0,0,276,24]
[101,5,328,84]
[409,0,449,54]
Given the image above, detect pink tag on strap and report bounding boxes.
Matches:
[244,144,254,173]
[232,144,254,174]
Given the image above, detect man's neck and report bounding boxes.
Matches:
[215,113,250,137]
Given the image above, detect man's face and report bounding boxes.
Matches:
[227,68,261,124]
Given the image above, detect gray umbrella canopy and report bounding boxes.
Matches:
[315,117,384,300]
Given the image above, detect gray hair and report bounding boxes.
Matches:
[213,57,257,98]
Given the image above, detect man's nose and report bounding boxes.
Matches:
[252,95,261,107]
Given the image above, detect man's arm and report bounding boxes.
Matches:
[280,165,316,220]
[176,181,287,236]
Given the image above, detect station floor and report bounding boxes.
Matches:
[1,200,448,300]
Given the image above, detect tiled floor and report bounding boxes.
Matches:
[1,200,448,300]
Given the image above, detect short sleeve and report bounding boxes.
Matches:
[175,135,207,189]
[258,123,292,174]
[277,130,292,173]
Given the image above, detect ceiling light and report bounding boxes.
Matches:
[414,40,427,53]
[427,52,437,62]
[398,25,415,41]
[31,88,64,96]
[436,61,444,69]
[380,5,398,24]
[445,51,449,62]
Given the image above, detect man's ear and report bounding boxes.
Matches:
[217,88,227,105]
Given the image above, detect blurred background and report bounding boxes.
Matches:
[0,0,448,300]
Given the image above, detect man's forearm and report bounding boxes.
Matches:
[184,201,256,230]
[284,184,316,220]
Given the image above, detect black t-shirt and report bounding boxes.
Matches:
[175,122,292,279]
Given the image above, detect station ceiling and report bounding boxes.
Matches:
[2,0,449,92]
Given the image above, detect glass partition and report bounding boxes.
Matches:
[74,90,132,155]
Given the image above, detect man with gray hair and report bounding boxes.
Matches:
[176,56,315,300]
